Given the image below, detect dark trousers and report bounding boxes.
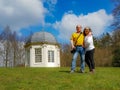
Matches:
[85,49,95,71]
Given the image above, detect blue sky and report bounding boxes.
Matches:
[0,0,114,43]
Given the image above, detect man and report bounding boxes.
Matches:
[70,25,85,73]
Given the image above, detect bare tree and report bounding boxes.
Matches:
[112,0,120,30]
[0,26,25,67]
[0,26,12,67]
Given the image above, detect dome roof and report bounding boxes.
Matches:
[26,31,57,44]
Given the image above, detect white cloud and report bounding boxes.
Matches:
[0,0,47,30]
[53,9,113,42]
[42,0,57,17]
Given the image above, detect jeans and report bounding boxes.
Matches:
[71,46,85,71]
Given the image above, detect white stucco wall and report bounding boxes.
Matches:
[25,44,60,67]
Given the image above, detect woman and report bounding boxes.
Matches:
[83,27,95,73]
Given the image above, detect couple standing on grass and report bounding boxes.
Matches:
[70,25,95,73]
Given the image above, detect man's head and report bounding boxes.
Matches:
[76,25,82,33]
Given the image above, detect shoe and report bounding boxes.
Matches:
[70,70,74,73]
[80,69,84,73]
[89,69,95,74]
[92,69,95,73]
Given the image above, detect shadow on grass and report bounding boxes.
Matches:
[59,70,70,73]
[59,70,88,74]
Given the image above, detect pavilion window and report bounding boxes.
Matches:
[48,50,54,62]
[35,48,42,62]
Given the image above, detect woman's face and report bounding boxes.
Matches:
[85,29,90,35]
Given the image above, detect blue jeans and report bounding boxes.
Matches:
[71,46,85,71]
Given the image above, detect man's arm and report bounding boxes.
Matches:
[70,40,75,49]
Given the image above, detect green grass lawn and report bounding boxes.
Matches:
[0,67,120,90]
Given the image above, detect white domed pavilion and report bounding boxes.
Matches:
[24,31,60,67]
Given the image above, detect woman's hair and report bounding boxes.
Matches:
[83,27,92,36]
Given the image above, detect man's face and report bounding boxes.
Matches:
[76,26,82,33]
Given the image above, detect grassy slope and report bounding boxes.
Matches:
[0,67,120,90]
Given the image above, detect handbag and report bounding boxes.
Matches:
[71,48,76,53]
[71,32,82,53]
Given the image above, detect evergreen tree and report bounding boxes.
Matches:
[111,0,120,66]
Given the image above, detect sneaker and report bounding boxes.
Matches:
[70,70,74,73]
[80,69,84,73]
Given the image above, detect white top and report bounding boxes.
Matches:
[84,35,95,51]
